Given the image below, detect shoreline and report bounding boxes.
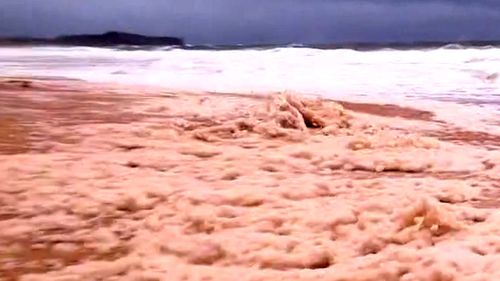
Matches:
[1,77,499,154]
[1,77,500,280]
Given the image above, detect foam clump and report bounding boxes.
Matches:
[392,198,462,244]
[264,93,346,130]
[191,93,351,141]
[347,133,440,151]
[318,153,434,173]
[346,156,433,173]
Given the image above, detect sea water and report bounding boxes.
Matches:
[0,45,498,131]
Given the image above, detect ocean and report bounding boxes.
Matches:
[0,45,499,131]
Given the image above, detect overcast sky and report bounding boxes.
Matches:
[1,0,500,44]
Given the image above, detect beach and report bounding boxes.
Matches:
[1,77,499,280]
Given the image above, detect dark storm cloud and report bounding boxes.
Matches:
[1,0,500,44]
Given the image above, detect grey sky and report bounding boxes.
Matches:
[1,0,500,44]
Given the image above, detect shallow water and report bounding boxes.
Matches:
[0,46,499,131]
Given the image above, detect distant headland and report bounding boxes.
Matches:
[0,31,184,47]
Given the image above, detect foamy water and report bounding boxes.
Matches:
[1,46,499,131]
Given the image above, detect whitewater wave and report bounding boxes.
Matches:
[17,41,498,52]
[439,44,466,50]
[0,45,499,133]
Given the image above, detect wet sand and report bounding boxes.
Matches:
[1,78,500,281]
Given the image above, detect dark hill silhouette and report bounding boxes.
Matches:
[0,31,184,46]
[55,31,183,46]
